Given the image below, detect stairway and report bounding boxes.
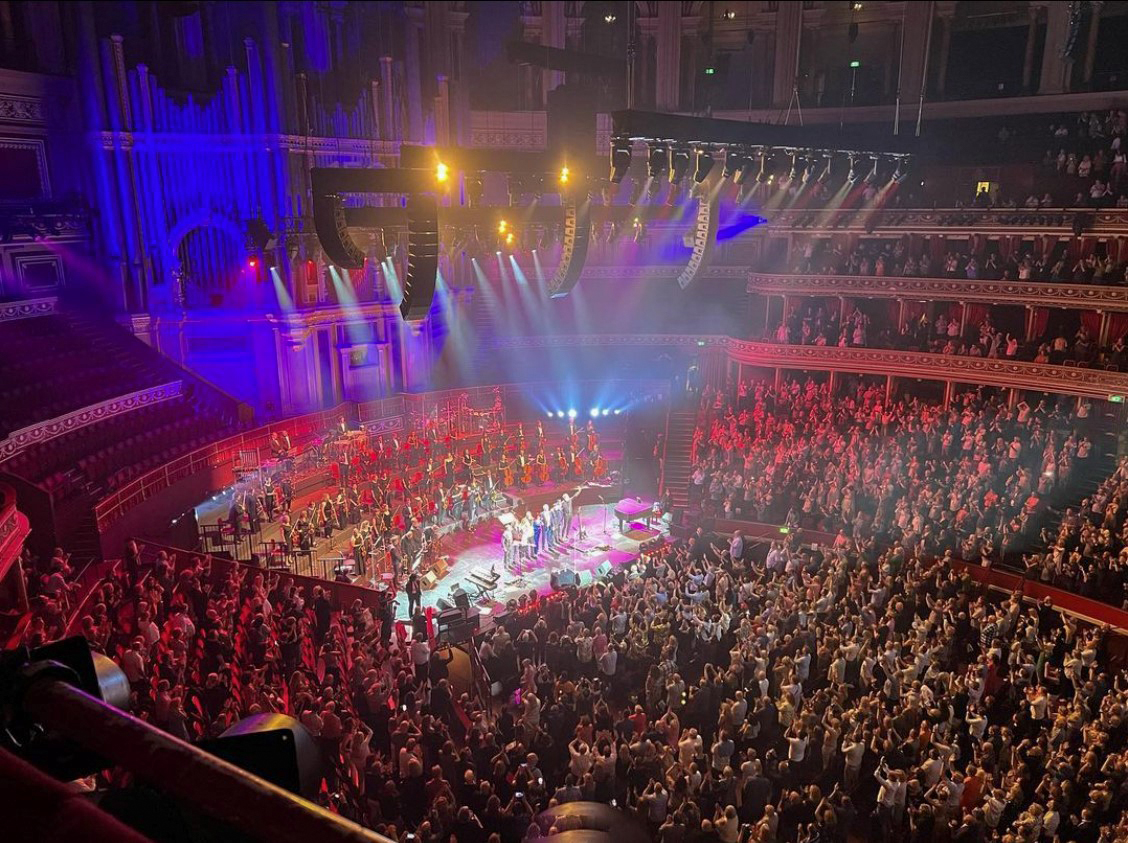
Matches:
[661,409,697,511]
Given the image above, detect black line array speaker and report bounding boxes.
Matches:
[548,199,591,298]
[312,192,365,270]
[401,194,439,322]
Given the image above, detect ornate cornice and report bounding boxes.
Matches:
[748,273,1128,312]
[579,264,748,281]
[0,297,57,322]
[0,381,184,463]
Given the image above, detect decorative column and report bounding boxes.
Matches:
[1038,1,1074,95]
[942,381,953,409]
[1099,310,1111,347]
[1022,6,1041,92]
[403,5,425,141]
[771,2,803,108]
[654,2,682,111]
[541,0,567,100]
[934,15,952,98]
[1082,1,1104,86]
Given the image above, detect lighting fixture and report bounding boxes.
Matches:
[604,13,616,23]
[435,161,449,182]
[863,157,880,185]
[668,147,691,185]
[609,138,632,184]
[498,219,508,234]
[568,409,577,418]
[559,165,570,184]
[693,149,716,183]
[647,143,668,178]
[723,8,736,19]
[846,154,862,183]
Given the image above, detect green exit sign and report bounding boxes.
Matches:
[849,60,861,68]
[704,67,716,75]
[1110,394,1125,403]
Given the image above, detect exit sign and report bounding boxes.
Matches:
[1110,394,1125,403]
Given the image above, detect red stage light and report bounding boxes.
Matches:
[248,257,258,268]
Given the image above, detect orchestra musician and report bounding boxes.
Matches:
[502,458,515,489]
[263,477,277,520]
[592,446,608,481]
[520,452,533,487]
[555,448,569,483]
[572,449,584,479]
[586,420,599,453]
[535,450,549,485]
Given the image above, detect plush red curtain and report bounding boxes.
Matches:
[963,303,990,329]
[1030,307,1050,340]
[1080,310,1102,339]
[1108,312,1128,341]
[901,300,928,328]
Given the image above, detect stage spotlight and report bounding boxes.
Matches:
[693,149,716,183]
[568,409,577,419]
[498,219,508,235]
[435,161,449,183]
[668,147,691,185]
[557,411,565,418]
[787,153,804,183]
[590,408,599,418]
[613,409,622,415]
[610,138,632,183]
[846,154,862,183]
[602,409,611,416]
[647,143,668,178]
[559,165,570,185]
[248,257,258,268]
[891,156,912,184]
[547,412,554,418]
[753,151,771,185]
[817,156,833,184]
[864,157,881,185]
[722,148,746,180]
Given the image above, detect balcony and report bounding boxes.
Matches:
[747,273,1128,312]
[759,206,1128,235]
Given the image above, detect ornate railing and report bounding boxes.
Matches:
[0,297,57,323]
[0,482,31,583]
[748,272,1128,312]
[725,340,1128,398]
[762,206,1128,235]
[0,381,185,463]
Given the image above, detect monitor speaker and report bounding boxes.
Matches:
[550,569,577,590]
[200,714,320,800]
[595,561,613,579]
[400,195,439,322]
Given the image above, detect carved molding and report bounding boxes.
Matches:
[724,341,1128,399]
[580,265,748,281]
[748,273,1128,312]
[0,381,185,463]
[0,297,57,322]
[0,95,45,124]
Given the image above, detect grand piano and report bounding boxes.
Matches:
[613,497,657,533]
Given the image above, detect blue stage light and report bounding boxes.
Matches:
[602,409,611,416]
[546,411,554,418]
[590,408,600,418]
[614,409,622,415]
[557,411,565,418]
[568,409,577,419]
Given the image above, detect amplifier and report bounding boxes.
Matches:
[550,569,578,590]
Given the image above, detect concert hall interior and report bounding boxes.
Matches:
[3,2,1128,842]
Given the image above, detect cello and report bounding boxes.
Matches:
[556,449,568,481]
[503,460,515,488]
[536,452,549,484]
[522,456,533,486]
[593,453,607,480]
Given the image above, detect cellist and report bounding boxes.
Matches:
[535,449,549,485]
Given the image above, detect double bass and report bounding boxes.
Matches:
[572,450,585,479]
[593,452,607,480]
[521,456,533,486]
[502,460,515,488]
[556,449,568,480]
[536,452,549,484]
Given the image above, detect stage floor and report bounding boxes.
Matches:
[405,501,664,621]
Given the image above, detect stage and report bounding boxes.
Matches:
[401,498,665,621]
[193,477,665,621]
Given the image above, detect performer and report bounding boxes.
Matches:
[462,449,474,484]
[586,421,599,453]
[535,450,549,485]
[562,493,574,540]
[592,447,607,481]
[502,459,515,489]
[263,477,277,520]
[520,452,533,488]
[502,524,515,571]
[555,448,569,483]
[572,449,585,480]
[228,497,245,541]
